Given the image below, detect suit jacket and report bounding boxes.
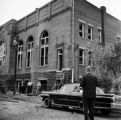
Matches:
[80,73,98,98]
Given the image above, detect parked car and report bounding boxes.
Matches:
[40,83,121,115]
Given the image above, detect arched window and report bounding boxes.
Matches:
[40,31,49,66]
[26,36,34,68]
[17,40,23,68]
[0,41,6,67]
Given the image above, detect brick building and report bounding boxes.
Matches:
[0,0,121,91]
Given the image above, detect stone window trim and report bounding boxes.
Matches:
[55,42,65,48]
[88,23,94,27]
[78,19,86,24]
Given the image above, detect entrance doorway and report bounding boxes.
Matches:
[40,80,47,91]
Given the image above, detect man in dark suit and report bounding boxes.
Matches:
[80,66,98,120]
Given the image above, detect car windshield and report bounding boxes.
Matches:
[58,83,105,95]
[96,87,105,95]
[59,84,80,94]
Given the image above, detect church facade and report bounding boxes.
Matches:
[0,0,121,91]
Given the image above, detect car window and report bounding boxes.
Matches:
[59,84,79,94]
[96,87,105,95]
[60,84,73,94]
[59,84,105,95]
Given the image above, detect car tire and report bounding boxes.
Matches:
[44,97,51,108]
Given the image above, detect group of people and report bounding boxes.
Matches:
[19,80,41,96]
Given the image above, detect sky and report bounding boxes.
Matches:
[0,0,121,26]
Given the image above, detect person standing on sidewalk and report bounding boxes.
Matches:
[36,81,41,96]
[27,80,33,95]
[80,66,98,120]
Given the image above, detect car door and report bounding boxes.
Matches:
[68,85,82,107]
[52,84,82,107]
[50,84,74,106]
[53,93,70,106]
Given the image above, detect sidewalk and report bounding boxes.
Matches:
[0,91,42,104]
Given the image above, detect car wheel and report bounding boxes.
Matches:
[44,97,51,108]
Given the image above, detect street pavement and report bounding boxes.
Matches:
[0,92,121,120]
[0,91,42,103]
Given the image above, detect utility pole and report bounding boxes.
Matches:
[13,36,18,95]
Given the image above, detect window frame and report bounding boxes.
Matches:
[79,21,85,38]
[26,37,34,68]
[17,44,23,69]
[0,41,6,67]
[88,25,93,40]
[78,47,85,65]
[57,47,63,71]
[97,28,102,43]
[40,31,49,66]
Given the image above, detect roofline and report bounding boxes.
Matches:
[17,0,53,23]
